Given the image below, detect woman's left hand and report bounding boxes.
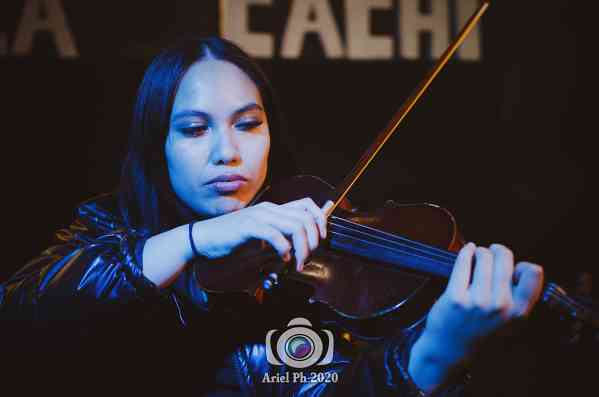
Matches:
[408,242,544,392]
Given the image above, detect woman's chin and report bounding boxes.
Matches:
[209,196,247,216]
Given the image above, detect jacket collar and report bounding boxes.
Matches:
[75,192,148,237]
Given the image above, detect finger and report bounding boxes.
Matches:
[254,207,310,270]
[469,247,493,307]
[512,261,544,317]
[254,203,309,271]
[285,197,326,239]
[285,197,328,239]
[291,225,309,272]
[268,206,319,251]
[251,223,292,262]
[489,244,514,307]
[321,200,335,226]
[447,242,476,297]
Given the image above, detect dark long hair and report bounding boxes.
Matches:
[119,36,296,234]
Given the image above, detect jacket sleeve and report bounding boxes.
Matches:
[0,213,200,396]
[0,211,170,330]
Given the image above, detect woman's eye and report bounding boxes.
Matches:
[181,125,208,136]
[236,120,262,131]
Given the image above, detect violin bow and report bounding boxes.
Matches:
[325,1,490,218]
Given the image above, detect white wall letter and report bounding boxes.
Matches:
[399,0,449,60]
[281,0,344,59]
[220,0,273,58]
[345,0,392,60]
[13,0,78,58]
[456,0,482,61]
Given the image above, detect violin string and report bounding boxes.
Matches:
[544,291,590,324]
[324,222,593,319]
[545,285,589,315]
[547,285,589,314]
[327,226,449,263]
[328,225,456,270]
[328,229,454,277]
[544,290,590,320]
[327,226,455,272]
[329,215,458,261]
[327,217,456,267]
[327,216,458,264]
[326,229,589,312]
[324,233,589,318]
[326,237,589,321]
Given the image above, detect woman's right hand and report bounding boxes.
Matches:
[191,198,333,271]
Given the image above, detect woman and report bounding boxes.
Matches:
[1,37,544,396]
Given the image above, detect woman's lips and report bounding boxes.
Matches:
[207,180,247,193]
[205,174,248,193]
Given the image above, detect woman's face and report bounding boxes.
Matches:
[165,59,270,218]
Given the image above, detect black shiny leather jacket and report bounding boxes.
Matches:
[1,193,469,396]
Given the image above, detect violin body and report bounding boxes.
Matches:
[196,175,464,338]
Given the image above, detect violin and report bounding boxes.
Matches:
[195,1,599,341]
[197,174,598,340]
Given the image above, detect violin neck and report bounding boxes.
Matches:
[328,217,597,327]
[542,282,596,325]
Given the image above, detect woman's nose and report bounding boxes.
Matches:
[210,128,241,165]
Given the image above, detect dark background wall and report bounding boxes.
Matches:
[1,1,597,395]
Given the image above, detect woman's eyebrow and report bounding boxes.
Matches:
[171,103,264,123]
[171,109,211,123]
[231,103,264,118]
